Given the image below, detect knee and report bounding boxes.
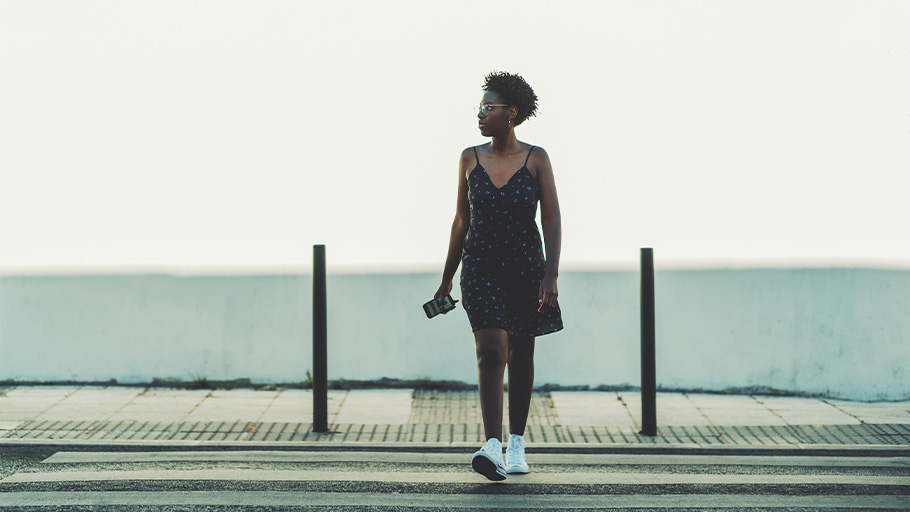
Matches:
[509,350,534,368]
[509,342,535,367]
[477,346,506,371]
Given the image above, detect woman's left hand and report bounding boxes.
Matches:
[538,275,558,312]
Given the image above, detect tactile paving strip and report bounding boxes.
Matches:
[2,421,908,445]
[2,389,908,445]
[408,390,559,426]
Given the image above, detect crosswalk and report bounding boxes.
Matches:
[2,450,908,509]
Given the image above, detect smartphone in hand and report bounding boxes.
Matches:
[424,294,458,318]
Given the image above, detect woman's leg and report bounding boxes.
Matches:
[507,336,535,436]
[474,328,509,441]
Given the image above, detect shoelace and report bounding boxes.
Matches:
[507,439,525,464]
[485,440,504,464]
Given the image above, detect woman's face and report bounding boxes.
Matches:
[477,91,512,137]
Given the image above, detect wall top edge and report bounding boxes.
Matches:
[2,258,909,277]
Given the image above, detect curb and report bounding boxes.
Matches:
[3,440,909,457]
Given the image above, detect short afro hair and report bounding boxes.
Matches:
[483,71,538,126]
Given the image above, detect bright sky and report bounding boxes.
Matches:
[2,1,908,274]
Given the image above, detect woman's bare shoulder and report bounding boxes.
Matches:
[460,146,480,169]
[528,144,550,159]
[526,144,552,173]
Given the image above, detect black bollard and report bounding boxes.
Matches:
[313,244,328,433]
[640,248,657,436]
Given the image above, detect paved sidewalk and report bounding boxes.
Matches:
[1,386,908,447]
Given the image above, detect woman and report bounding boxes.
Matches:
[435,71,563,481]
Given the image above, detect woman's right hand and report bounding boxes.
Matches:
[434,280,452,300]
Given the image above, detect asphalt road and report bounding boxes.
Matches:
[1,445,908,511]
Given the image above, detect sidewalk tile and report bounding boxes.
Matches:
[550,391,635,427]
[124,395,206,407]
[823,399,910,424]
[258,408,312,423]
[106,405,195,422]
[334,390,412,425]
[71,387,146,398]
[0,388,75,418]
[752,396,860,425]
[1,387,80,397]
[31,388,144,422]
[141,389,213,399]
[684,393,786,426]
[183,403,271,423]
[209,390,280,399]
[0,399,61,416]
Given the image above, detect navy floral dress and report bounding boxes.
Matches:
[460,145,563,337]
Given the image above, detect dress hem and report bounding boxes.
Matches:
[470,325,564,338]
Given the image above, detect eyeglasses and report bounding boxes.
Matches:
[474,103,509,116]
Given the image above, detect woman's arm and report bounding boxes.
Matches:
[535,147,561,309]
[435,148,473,299]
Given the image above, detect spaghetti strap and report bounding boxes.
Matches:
[473,146,479,165]
[524,146,535,166]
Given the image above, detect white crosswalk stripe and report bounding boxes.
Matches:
[1,450,908,509]
[1,492,908,509]
[39,450,910,467]
[5,468,908,486]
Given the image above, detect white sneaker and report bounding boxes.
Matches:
[505,434,530,474]
[471,438,507,481]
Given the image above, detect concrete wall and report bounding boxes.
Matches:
[1,269,907,400]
